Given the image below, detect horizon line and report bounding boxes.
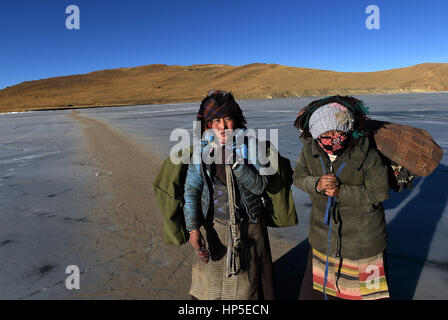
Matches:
[1,61,447,91]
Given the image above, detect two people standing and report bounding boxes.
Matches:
[182,91,391,300]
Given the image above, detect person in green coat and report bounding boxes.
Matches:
[293,96,391,300]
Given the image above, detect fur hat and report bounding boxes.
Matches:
[308,103,355,139]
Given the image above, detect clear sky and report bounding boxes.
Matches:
[1,0,447,89]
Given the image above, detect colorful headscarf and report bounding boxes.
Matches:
[197,90,246,128]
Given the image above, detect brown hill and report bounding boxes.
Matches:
[1,62,448,113]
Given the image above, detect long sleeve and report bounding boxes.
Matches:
[292,149,321,196]
[232,163,268,195]
[337,149,389,206]
[183,163,204,232]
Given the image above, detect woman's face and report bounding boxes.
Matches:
[210,117,235,143]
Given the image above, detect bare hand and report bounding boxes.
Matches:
[189,229,209,263]
[318,174,338,191]
[325,187,340,197]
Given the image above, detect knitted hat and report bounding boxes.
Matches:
[308,103,355,139]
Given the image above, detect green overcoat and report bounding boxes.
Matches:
[293,136,389,259]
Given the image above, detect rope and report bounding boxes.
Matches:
[225,164,241,277]
[319,156,346,300]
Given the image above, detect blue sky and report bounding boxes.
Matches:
[1,0,447,89]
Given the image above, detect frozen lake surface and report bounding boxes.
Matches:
[1,92,447,299]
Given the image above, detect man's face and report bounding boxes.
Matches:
[210,117,235,143]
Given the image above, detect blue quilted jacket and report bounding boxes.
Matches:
[183,128,269,231]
